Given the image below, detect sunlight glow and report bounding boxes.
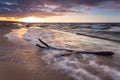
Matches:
[22,17,41,23]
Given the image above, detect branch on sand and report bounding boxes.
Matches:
[36,39,115,56]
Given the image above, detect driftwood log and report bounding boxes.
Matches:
[36,39,115,56]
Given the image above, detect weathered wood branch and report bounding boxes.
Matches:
[36,44,47,48]
[38,39,50,48]
[36,39,115,56]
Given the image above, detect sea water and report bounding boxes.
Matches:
[4,23,120,80]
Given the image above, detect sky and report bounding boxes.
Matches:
[0,0,120,23]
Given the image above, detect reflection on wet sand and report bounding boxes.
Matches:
[2,24,120,80]
[0,26,73,80]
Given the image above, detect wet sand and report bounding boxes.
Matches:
[0,23,73,80]
[1,22,120,80]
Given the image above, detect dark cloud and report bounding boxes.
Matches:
[0,0,120,18]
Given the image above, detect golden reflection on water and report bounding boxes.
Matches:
[14,28,27,38]
[8,28,27,38]
[18,27,120,53]
[7,27,120,53]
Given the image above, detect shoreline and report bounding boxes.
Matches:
[0,25,73,80]
[1,22,120,80]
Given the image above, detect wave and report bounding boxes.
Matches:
[4,26,120,80]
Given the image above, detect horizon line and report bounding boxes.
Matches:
[0,20,120,24]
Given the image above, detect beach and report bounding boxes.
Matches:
[0,22,73,80]
[0,22,120,80]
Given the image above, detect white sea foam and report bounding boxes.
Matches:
[4,26,120,80]
[4,28,27,40]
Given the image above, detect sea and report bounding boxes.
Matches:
[0,21,120,80]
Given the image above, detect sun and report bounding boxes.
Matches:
[21,17,41,23]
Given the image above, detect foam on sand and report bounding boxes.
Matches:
[4,26,120,80]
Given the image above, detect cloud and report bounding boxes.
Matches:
[0,0,120,18]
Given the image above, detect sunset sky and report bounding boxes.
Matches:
[0,0,120,23]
